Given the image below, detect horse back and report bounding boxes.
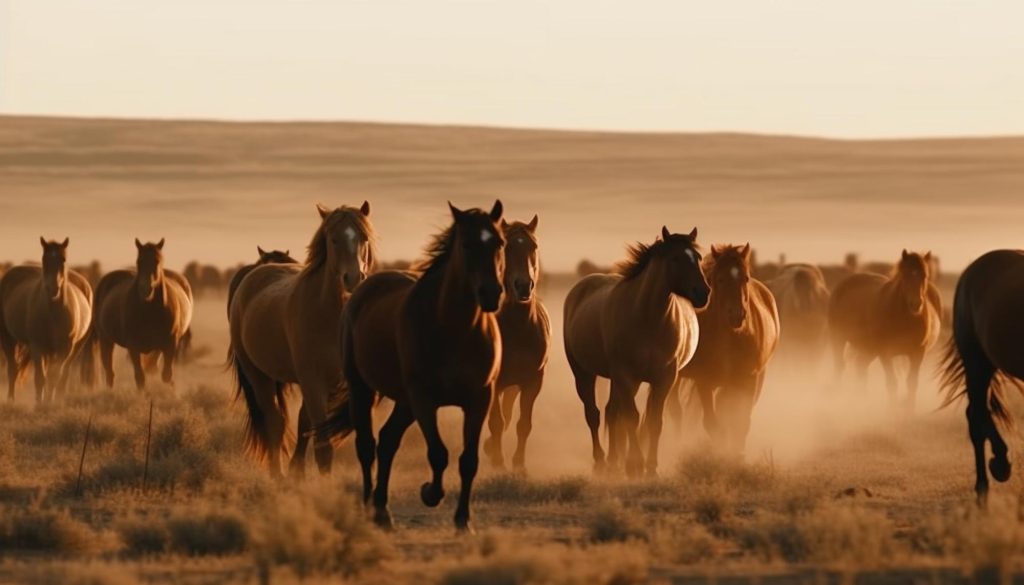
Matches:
[229,264,302,381]
[563,274,619,375]
[162,269,194,337]
[497,300,551,385]
[0,266,42,341]
[954,251,1024,377]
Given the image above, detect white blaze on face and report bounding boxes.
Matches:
[684,249,696,264]
[729,266,741,280]
[481,229,494,243]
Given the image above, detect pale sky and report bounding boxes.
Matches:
[1,0,1023,138]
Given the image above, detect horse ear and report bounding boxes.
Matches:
[156,238,165,250]
[711,244,723,258]
[285,250,290,257]
[316,203,331,219]
[135,238,143,250]
[740,243,751,258]
[689,227,698,240]
[360,200,371,216]
[490,199,504,221]
[528,214,539,232]
[901,249,909,259]
[257,246,266,256]
[500,218,509,229]
[924,251,933,262]
[448,201,463,220]
[39,236,46,248]
[61,237,69,249]
[661,226,671,241]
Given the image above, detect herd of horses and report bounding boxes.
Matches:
[0,200,1020,529]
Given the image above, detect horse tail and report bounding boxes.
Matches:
[77,327,97,387]
[228,345,272,462]
[176,328,193,364]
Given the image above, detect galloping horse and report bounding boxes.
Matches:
[677,244,779,454]
[86,239,193,391]
[0,238,92,402]
[829,250,941,408]
[564,227,709,477]
[226,247,297,317]
[326,201,505,531]
[483,215,550,472]
[767,264,830,363]
[229,202,374,479]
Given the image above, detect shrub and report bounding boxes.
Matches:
[0,505,101,555]
[587,500,648,543]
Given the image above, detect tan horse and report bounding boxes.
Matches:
[677,244,779,454]
[767,263,830,363]
[940,250,1024,505]
[564,227,709,477]
[829,250,941,408]
[228,202,375,479]
[0,238,92,402]
[483,215,550,472]
[85,239,193,391]
[226,247,298,318]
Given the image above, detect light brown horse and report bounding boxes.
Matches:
[226,247,298,318]
[229,202,375,479]
[677,244,779,454]
[325,200,505,532]
[829,250,941,408]
[0,238,92,402]
[564,227,709,477]
[767,263,830,362]
[940,250,1024,505]
[85,239,193,391]
[482,215,550,472]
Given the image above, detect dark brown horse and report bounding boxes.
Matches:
[564,227,709,477]
[940,250,1024,505]
[677,244,779,454]
[829,250,941,408]
[482,215,550,472]
[327,200,505,532]
[229,202,375,479]
[226,247,298,317]
[0,238,93,402]
[767,263,830,363]
[85,239,194,390]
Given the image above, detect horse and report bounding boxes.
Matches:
[85,238,194,391]
[939,249,1024,506]
[564,226,709,477]
[482,215,550,472]
[324,200,505,532]
[0,238,93,402]
[828,250,941,409]
[767,263,830,363]
[228,202,374,479]
[226,247,298,317]
[676,244,779,454]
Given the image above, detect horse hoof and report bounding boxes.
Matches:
[990,456,1012,482]
[420,482,444,507]
[455,519,476,535]
[373,508,395,531]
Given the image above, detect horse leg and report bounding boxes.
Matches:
[483,385,506,469]
[454,385,491,532]
[906,350,924,412]
[610,376,643,478]
[643,372,676,477]
[854,351,872,391]
[373,401,415,529]
[31,352,45,404]
[297,380,334,475]
[501,386,519,430]
[4,343,16,401]
[831,333,846,383]
[128,349,146,391]
[665,378,684,435]
[512,373,543,472]
[161,343,175,386]
[45,357,62,403]
[99,339,115,388]
[718,378,757,457]
[289,402,311,480]
[409,394,448,509]
[880,355,898,406]
[349,374,377,505]
[696,382,720,440]
[569,359,604,473]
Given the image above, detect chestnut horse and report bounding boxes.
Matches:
[564,227,709,477]
[940,250,1024,506]
[229,202,375,479]
[0,238,92,402]
[226,247,298,317]
[829,250,941,408]
[85,239,193,391]
[767,263,830,363]
[677,244,779,454]
[483,215,550,472]
[325,201,505,532]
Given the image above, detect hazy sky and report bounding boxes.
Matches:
[2,0,1023,137]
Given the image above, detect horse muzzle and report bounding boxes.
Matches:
[511,278,534,303]
[477,284,504,313]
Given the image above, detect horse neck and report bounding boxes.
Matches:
[624,260,675,318]
[879,275,916,317]
[135,269,166,306]
[434,254,484,327]
[303,255,345,305]
[707,275,754,332]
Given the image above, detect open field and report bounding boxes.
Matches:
[3,116,1024,583]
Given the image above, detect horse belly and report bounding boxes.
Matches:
[352,305,405,398]
[239,303,297,383]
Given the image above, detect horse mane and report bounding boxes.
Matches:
[413,225,456,275]
[615,234,700,281]
[303,206,378,276]
[503,222,538,246]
